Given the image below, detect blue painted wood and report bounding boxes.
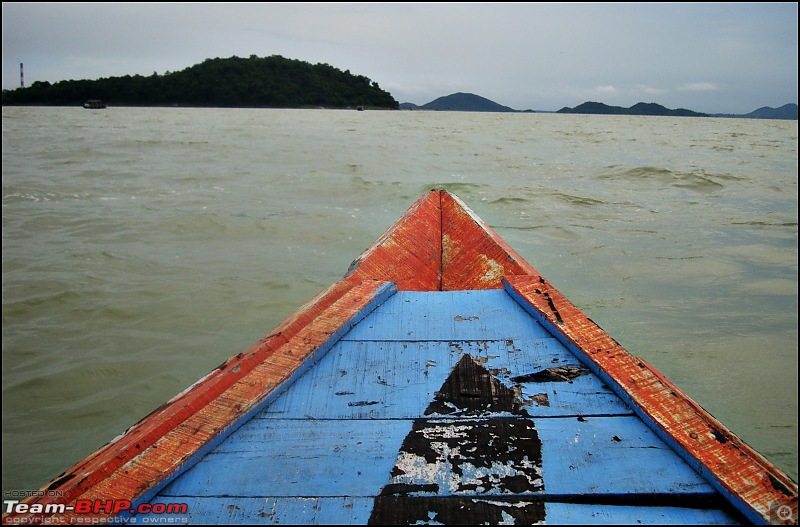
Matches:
[539,416,708,495]
[262,339,632,419]
[140,497,737,525]
[159,416,713,498]
[158,419,409,498]
[342,290,553,342]
[542,503,737,525]
[141,289,740,524]
[143,496,372,524]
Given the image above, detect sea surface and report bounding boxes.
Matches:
[2,106,797,495]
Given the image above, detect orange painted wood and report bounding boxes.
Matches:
[440,191,537,290]
[345,189,442,291]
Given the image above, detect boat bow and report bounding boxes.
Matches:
[4,190,796,525]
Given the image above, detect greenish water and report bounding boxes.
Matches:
[2,107,797,494]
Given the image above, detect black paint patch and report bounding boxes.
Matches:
[425,354,531,417]
[767,473,796,497]
[370,354,544,524]
[378,417,544,497]
[369,496,545,525]
[710,426,729,444]
[46,473,75,491]
[543,292,564,323]
[348,400,380,407]
[511,365,590,383]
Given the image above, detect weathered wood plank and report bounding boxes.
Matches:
[536,416,716,496]
[142,496,370,525]
[543,502,738,525]
[157,419,409,498]
[261,339,631,419]
[378,416,716,498]
[369,497,738,525]
[342,290,553,342]
[345,189,442,291]
[440,191,540,290]
[139,496,737,525]
[158,417,716,499]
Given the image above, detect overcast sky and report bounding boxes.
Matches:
[2,2,797,114]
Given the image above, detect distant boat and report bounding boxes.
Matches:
[83,100,107,109]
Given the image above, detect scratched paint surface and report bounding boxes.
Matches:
[144,290,739,524]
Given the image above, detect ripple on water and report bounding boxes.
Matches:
[595,165,742,192]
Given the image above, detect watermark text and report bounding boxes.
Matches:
[4,499,188,524]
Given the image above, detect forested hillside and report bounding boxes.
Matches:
[2,55,399,109]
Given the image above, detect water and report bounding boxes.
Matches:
[2,106,797,494]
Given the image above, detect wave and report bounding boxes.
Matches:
[596,166,739,192]
[731,221,798,228]
[552,192,606,207]
[489,196,528,205]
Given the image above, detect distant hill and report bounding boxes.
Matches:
[558,101,707,117]
[738,104,798,120]
[1,55,398,109]
[401,92,518,112]
[558,101,797,120]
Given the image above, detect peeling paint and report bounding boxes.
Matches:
[369,496,545,525]
[347,400,380,407]
[530,393,550,407]
[511,365,590,383]
[478,255,506,284]
[370,354,544,524]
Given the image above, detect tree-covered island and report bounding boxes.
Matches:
[1,55,399,109]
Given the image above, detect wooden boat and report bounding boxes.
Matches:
[83,100,107,109]
[4,189,797,525]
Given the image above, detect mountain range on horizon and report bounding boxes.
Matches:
[400,92,798,120]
